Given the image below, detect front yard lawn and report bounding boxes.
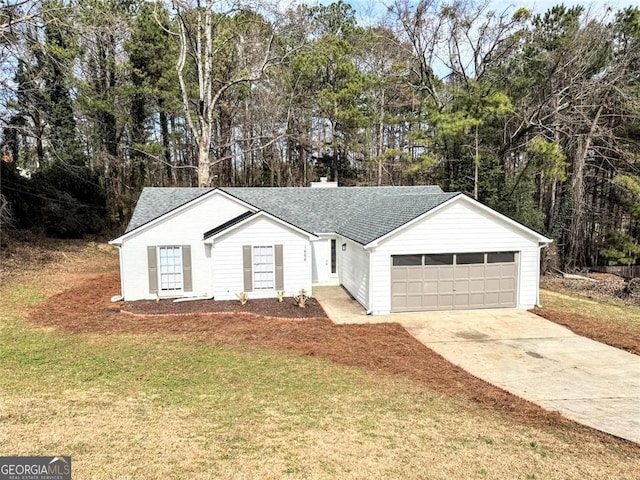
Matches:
[1,240,639,479]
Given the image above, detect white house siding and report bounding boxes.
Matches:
[338,236,370,310]
[119,193,249,300]
[369,199,541,314]
[211,216,312,300]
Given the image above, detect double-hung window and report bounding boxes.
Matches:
[253,245,274,289]
[159,246,183,291]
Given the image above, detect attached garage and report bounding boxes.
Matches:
[367,195,551,315]
[390,252,518,312]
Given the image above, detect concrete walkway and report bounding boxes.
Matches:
[313,286,640,444]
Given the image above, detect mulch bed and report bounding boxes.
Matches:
[25,272,639,449]
[123,296,327,318]
[532,307,640,356]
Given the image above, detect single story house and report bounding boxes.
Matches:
[109,184,552,314]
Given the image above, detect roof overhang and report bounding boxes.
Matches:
[364,193,553,249]
[109,188,258,245]
[203,210,318,244]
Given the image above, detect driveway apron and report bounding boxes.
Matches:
[315,287,640,444]
[399,310,640,444]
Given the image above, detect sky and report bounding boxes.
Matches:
[294,0,639,24]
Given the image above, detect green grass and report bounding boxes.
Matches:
[540,289,640,330]
[1,246,639,479]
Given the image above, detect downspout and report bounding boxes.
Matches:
[366,246,374,315]
[117,244,125,300]
[536,243,546,307]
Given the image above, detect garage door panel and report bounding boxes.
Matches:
[391,268,407,281]
[469,278,485,292]
[469,265,486,278]
[485,292,500,305]
[501,264,517,276]
[423,268,439,280]
[438,294,454,308]
[485,264,502,276]
[499,291,515,304]
[392,282,407,294]
[468,293,485,307]
[455,265,470,278]
[406,295,423,309]
[500,277,515,290]
[439,280,454,294]
[407,281,423,294]
[422,296,439,308]
[391,296,407,309]
[454,279,469,293]
[438,268,454,280]
[485,278,500,291]
[391,254,518,312]
[454,293,470,307]
[407,268,423,280]
[423,281,438,294]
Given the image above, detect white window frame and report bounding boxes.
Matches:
[252,245,275,290]
[158,246,183,292]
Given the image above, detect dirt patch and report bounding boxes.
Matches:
[587,272,626,282]
[541,274,639,306]
[26,271,640,452]
[0,236,117,283]
[532,307,640,356]
[123,296,327,319]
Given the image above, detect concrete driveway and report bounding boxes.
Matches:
[314,286,640,444]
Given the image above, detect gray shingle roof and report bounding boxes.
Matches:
[124,186,459,245]
[126,187,211,233]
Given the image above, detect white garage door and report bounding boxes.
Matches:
[391,252,518,312]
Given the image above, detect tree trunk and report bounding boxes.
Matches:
[197,144,211,187]
[377,89,385,186]
[566,105,603,269]
[158,104,172,185]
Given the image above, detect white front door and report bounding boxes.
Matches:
[311,237,339,285]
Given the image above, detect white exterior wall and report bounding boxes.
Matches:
[119,193,249,300]
[338,236,370,309]
[212,216,312,300]
[369,200,541,314]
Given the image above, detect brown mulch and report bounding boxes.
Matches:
[532,307,640,356]
[26,272,638,449]
[123,296,327,318]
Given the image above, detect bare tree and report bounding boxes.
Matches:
[171,0,274,187]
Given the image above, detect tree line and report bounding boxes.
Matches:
[0,0,639,270]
